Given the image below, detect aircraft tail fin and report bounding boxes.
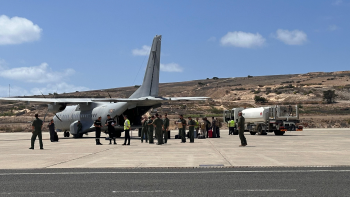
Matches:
[130,35,161,98]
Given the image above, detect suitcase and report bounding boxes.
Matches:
[208,129,213,138]
[53,132,59,142]
[198,135,205,139]
[175,135,179,139]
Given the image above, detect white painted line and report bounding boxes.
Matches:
[234,189,296,192]
[112,190,173,193]
[0,169,350,176]
[0,192,54,195]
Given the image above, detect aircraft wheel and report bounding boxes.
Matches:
[250,131,256,135]
[233,131,238,135]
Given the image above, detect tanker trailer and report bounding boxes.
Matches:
[224,105,302,136]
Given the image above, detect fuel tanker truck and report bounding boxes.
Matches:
[224,105,303,135]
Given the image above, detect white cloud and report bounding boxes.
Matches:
[329,25,339,31]
[0,63,75,83]
[332,0,343,5]
[208,36,216,42]
[30,82,89,95]
[220,31,266,48]
[274,29,307,45]
[132,45,151,56]
[160,63,183,72]
[0,83,89,97]
[0,15,42,45]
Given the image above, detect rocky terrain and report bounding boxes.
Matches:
[1,70,350,132]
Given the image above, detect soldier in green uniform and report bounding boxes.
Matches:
[177,115,187,143]
[163,113,170,143]
[141,116,148,143]
[237,112,247,147]
[153,113,164,145]
[188,116,195,143]
[29,114,44,150]
[148,116,155,144]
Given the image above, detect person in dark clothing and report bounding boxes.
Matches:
[105,115,117,145]
[205,117,211,138]
[153,113,164,145]
[177,115,186,143]
[29,114,43,149]
[188,117,195,143]
[238,112,247,147]
[163,113,170,143]
[141,116,148,143]
[94,116,103,145]
[212,117,217,138]
[148,116,155,144]
[48,119,57,142]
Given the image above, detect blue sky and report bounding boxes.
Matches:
[0,0,349,97]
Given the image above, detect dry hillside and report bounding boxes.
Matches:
[1,71,350,132]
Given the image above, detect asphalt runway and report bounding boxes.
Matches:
[0,167,350,197]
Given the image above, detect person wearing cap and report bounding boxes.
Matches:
[94,116,103,145]
[162,113,170,143]
[153,113,164,145]
[141,116,148,143]
[148,116,155,144]
[188,116,196,143]
[123,115,131,145]
[105,115,117,145]
[237,111,247,147]
[29,114,44,149]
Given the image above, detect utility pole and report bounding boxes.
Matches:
[9,84,10,97]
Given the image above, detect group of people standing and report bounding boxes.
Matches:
[141,113,170,145]
[93,114,130,146]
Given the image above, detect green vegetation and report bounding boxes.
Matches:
[323,90,337,104]
[247,75,253,78]
[184,114,222,118]
[0,111,15,116]
[209,106,222,114]
[254,95,268,103]
[198,82,205,86]
[212,77,219,80]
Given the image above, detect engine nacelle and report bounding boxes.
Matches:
[48,103,67,113]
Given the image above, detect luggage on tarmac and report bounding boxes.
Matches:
[168,131,171,139]
[186,132,189,138]
[175,135,179,139]
[208,129,213,138]
[53,132,59,142]
[198,135,205,139]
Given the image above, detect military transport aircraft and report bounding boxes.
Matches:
[0,35,209,138]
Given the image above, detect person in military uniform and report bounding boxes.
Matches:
[94,116,103,145]
[153,113,164,145]
[188,117,195,143]
[177,115,187,143]
[141,116,148,143]
[29,114,44,149]
[148,116,155,144]
[163,113,169,143]
[105,115,117,145]
[212,117,217,138]
[237,112,247,147]
[194,117,199,138]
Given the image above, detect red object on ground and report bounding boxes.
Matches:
[208,129,213,138]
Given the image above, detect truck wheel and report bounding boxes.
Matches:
[257,125,267,135]
[250,132,256,135]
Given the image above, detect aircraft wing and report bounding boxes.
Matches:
[0,96,210,104]
[91,96,210,102]
[0,97,95,104]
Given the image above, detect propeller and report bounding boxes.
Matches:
[40,91,62,122]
